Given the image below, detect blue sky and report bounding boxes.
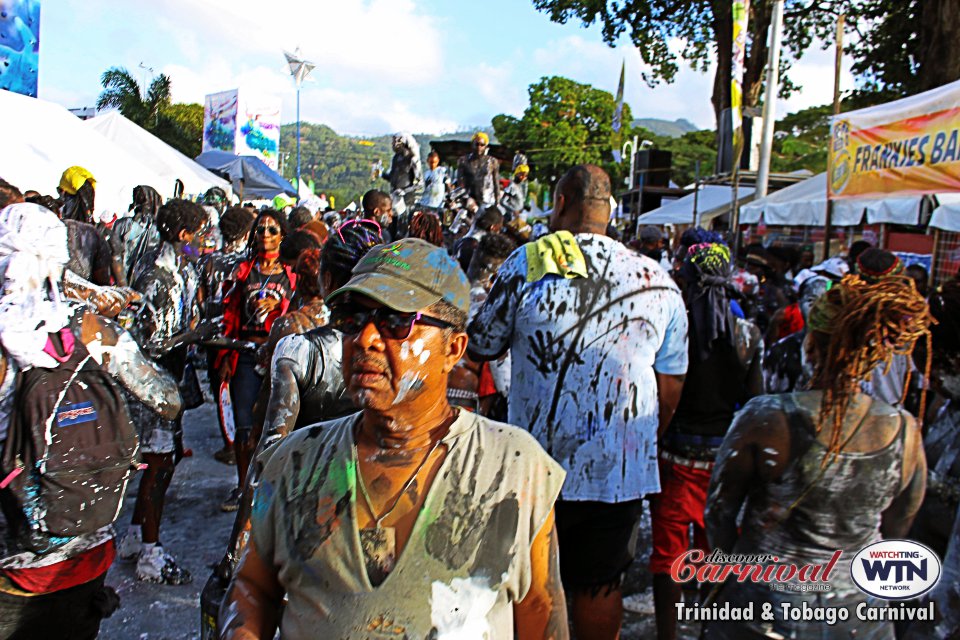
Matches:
[38,0,853,136]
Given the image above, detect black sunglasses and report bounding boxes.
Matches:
[255,225,281,236]
[332,307,454,341]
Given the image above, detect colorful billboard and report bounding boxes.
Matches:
[0,0,41,97]
[203,89,239,154]
[203,89,281,170]
[237,94,281,170]
[829,78,960,198]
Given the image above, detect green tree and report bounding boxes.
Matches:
[97,67,172,128]
[530,1,828,128]
[805,0,960,97]
[96,67,205,157]
[492,76,639,186]
[158,103,204,158]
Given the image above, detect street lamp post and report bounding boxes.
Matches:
[284,48,316,193]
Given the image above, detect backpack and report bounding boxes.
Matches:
[0,327,139,554]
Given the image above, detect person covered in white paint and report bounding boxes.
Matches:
[119,199,208,585]
[222,238,568,639]
[0,203,182,637]
[468,164,689,640]
[419,150,449,211]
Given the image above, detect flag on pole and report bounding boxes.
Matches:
[612,59,626,134]
[731,0,750,161]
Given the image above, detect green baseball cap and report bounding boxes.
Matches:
[327,238,471,315]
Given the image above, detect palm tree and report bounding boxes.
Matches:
[96,67,172,130]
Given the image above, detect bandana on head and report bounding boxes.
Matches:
[59,166,96,195]
[0,204,76,369]
[514,164,530,177]
[680,242,735,362]
[472,132,489,145]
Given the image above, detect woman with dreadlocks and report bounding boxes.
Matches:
[703,275,932,639]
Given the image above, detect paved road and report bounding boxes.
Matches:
[97,387,694,639]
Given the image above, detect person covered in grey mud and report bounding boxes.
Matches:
[0,203,182,638]
[703,274,931,640]
[903,281,960,639]
[119,198,208,585]
[106,185,164,287]
[468,164,689,640]
[457,131,501,208]
[198,206,254,465]
[650,241,763,640]
[382,131,424,213]
[221,238,568,639]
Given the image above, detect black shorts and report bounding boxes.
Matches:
[555,498,644,594]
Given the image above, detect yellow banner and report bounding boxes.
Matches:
[731,0,749,156]
[829,84,960,198]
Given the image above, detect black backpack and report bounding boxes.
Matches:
[0,328,139,554]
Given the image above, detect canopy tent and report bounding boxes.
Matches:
[85,111,230,199]
[930,193,960,232]
[741,173,924,227]
[635,185,756,226]
[195,150,297,200]
[0,89,171,216]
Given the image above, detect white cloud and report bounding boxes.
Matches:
[161,0,443,87]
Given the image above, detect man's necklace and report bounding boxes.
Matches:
[354,435,443,529]
[354,434,445,586]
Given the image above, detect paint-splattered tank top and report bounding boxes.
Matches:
[250,410,565,639]
[736,392,908,598]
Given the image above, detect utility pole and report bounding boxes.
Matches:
[756,0,784,198]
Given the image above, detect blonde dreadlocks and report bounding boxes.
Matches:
[807,274,933,466]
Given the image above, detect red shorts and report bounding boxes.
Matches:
[649,457,712,574]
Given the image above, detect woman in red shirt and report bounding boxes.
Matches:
[217,209,296,511]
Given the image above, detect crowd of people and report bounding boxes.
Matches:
[0,146,957,640]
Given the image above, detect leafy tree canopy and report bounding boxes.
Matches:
[492,75,643,186]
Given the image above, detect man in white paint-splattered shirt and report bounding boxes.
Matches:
[468,164,688,640]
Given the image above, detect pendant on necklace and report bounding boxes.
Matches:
[360,526,396,586]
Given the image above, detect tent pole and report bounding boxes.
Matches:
[823,13,845,261]
[929,228,941,290]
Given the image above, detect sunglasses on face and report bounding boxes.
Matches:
[332,307,454,341]
[255,225,281,236]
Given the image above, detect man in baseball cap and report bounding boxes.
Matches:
[222,237,568,638]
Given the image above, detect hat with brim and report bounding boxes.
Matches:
[326,238,470,315]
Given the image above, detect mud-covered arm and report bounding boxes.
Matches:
[82,314,182,421]
[515,510,569,640]
[262,359,301,448]
[882,415,927,538]
[220,538,283,640]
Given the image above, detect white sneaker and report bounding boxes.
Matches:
[136,545,193,585]
[116,527,141,562]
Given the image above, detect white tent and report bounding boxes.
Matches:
[930,193,960,232]
[0,89,169,216]
[741,173,924,226]
[85,111,230,199]
[635,185,756,226]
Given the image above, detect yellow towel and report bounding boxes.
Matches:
[525,230,588,283]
